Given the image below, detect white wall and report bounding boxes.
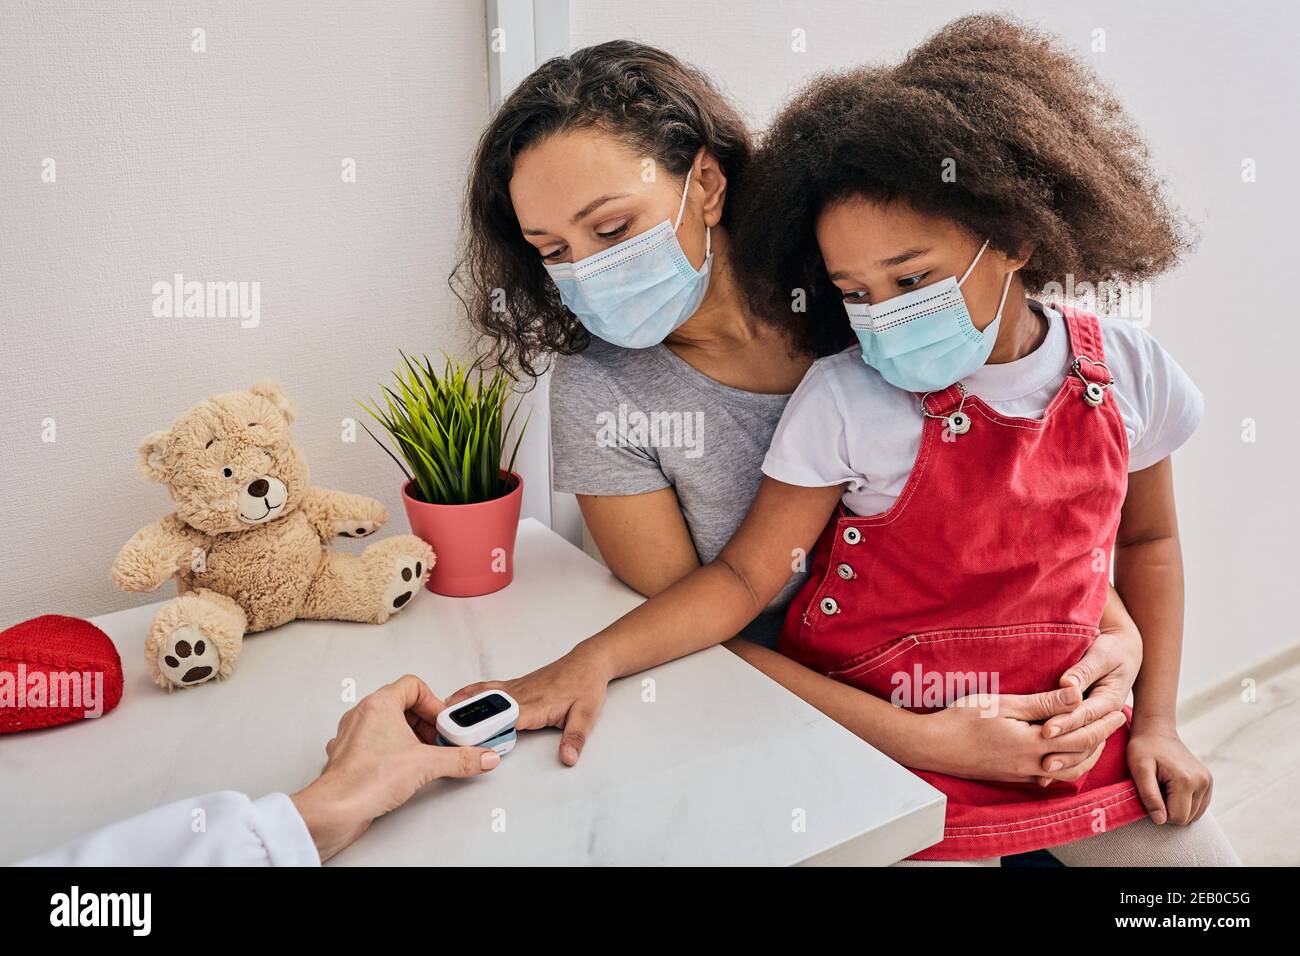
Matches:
[0,0,499,621]
[567,0,1300,696]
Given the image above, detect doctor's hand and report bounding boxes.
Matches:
[291,675,500,863]
[447,644,614,767]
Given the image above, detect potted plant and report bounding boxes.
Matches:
[359,353,529,597]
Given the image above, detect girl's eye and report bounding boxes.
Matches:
[842,290,870,304]
[898,271,930,289]
[540,245,567,262]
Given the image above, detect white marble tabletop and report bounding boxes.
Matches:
[0,518,944,866]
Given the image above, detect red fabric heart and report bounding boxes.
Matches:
[0,615,124,733]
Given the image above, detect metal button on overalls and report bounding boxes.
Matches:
[836,563,855,580]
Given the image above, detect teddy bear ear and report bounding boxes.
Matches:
[250,378,296,424]
[137,430,174,483]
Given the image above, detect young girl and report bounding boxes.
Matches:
[452,16,1237,864]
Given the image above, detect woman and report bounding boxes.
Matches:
[454,41,819,647]
[451,40,1140,786]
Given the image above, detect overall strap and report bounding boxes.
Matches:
[920,383,965,416]
[1055,303,1111,383]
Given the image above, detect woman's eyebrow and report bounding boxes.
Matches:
[570,192,630,224]
[520,193,631,236]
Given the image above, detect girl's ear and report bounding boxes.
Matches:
[250,378,296,424]
[137,430,174,483]
[1005,241,1037,273]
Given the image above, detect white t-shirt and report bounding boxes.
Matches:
[762,301,1204,517]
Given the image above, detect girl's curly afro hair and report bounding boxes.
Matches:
[734,14,1195,355]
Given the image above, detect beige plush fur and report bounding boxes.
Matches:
[112,380,433,691]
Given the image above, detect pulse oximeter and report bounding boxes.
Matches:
[435,688,519,755]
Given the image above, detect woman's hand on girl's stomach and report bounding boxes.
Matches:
[1044,626,1142,737]
[445,644,615,766]
[1037,614,1144,775]
[918,688,1127,785]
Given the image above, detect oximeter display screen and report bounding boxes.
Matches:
[450,693,511,728]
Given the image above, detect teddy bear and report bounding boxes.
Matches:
[111,380,434,691]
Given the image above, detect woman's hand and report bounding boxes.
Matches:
[447,643,615,766]
[1037,620,1144,775]
[917,689,1127,785]
[291,675,500,863]
[1127,717,1213,825]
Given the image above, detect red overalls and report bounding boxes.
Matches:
[778,306,1147,860]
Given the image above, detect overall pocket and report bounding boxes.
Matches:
[826,622,1098,713]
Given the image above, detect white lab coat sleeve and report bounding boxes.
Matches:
[15,791,321,867]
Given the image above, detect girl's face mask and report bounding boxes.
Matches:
[544,169,712,350]
[844,238,1013,393]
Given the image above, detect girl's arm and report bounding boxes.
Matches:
[1114,456,1213,825]
[1115,457,1183,723]
[449,477,844,761]
[576,477,844,677]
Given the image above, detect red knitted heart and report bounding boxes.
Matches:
[0,615,124,733]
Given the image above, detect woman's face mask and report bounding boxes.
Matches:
[544,169,712,349]
[844,238,1014,393]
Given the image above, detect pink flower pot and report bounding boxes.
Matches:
[400,472,524,597]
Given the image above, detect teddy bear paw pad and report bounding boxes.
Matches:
[381,555,427,614]
[158,625,221,687]
[337,520,377,538]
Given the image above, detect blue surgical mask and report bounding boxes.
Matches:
[544,169,712,349]
[844,238,1014,393]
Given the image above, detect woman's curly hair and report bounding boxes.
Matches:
[733,14,1196,355]
[452,41,753,378]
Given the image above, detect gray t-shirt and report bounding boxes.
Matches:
[550,338,807,647]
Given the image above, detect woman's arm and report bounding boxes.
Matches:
[724,639,1122,783]
[577,488,702,597]
[725,583,1143,782]
[1114,456,1213,825]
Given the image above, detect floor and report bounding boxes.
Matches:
[1178,656,1300,866]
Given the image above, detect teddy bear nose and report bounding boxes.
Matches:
[246,478,270,498]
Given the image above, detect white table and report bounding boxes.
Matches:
[0,519,943,866]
